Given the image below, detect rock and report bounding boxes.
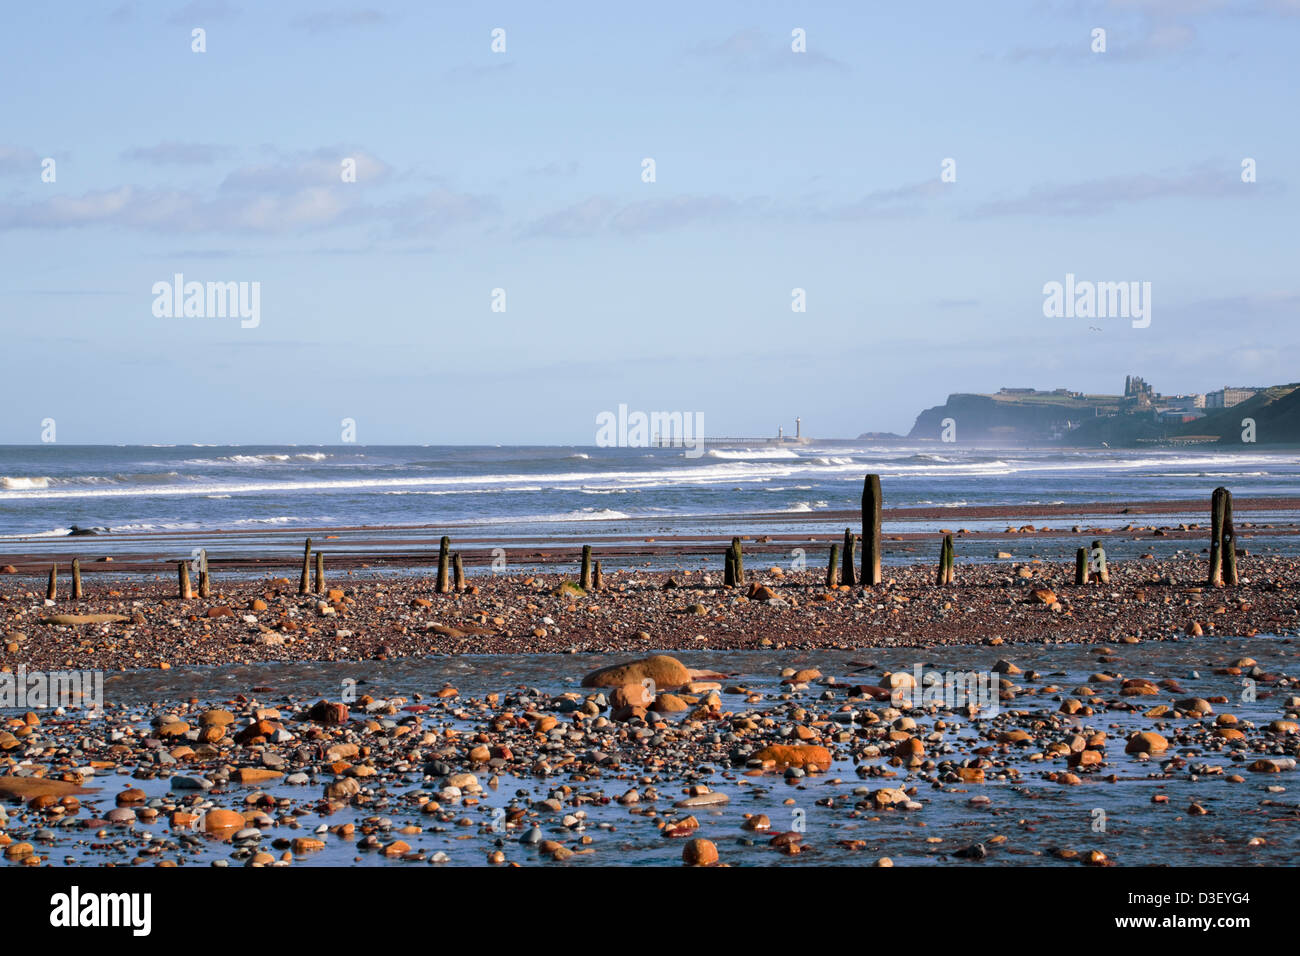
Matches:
[0,778,94,801]
[199,709,235,728]
[610,683,653,709]
[673,791,730,809]
[682,837,718,866]
[4,843,35,861]
[869,787,908,809]
[751,744,833,770]
[581,655,691,691]
[651,693,688,713]
[325,777,361,801]
[1120,679,1159,697]
[309,700,349,725]
[233,768,283,785]
[1125,731,1169,754]
[38,614,129,625]
[203,809,246,836]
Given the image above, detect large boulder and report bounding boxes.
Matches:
[0,777,95,801]
[1124,731,1169,754]
[581,655,690,691]
[751,744,833,770]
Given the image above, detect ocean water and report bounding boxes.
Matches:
[0,443,1296,559]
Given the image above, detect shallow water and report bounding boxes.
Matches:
[6,637,1299,867]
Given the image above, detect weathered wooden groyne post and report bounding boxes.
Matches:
[861,474,882,586]
[723,549,736,587]
[46,563,58,602]
[826,542,840,588]
[298,538,312,595]
[1090,540,1109,584]
[178,560,193,599]
[313,551,325,594]
[731,537,745,587]
[936,534,954,585]
[580,545,593,591]
[840,528,857,587]
[453,552,466,591]
[1075,547,1088,585]
[592,560,604,591]
[71,558,83,600]
[197,550,210,599]
[1208,486,1238,587]
[1222,489,1238,586]
[437,536,451,594]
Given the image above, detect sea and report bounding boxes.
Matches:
[0,443,1296,564]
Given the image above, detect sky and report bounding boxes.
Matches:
[1,0,1298,445]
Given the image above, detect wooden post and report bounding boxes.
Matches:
[198,550,210,599]
[1207,487,1225,586]
[314,551,324,595]
[46,563,57,602]
[724,549,735,587]
[1090,540,1109,585]
[841,528,857,587]
[593,560,604,591]
[453,552,466,591]
[437,536,451,594]
[826,543,840,588]
[937,534,955,585]
[731,538,745,587]
[1222,489,1238,587]
[1075,547,1088,586]
[861,474,883,586]
[580,545,593,591]
[72,558,83,600]
[299,538,312,595]
[178,561,193,600]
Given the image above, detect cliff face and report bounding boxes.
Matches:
[1172,385,1300,443]
[905,384,1300,446]
[908,394,1092,442]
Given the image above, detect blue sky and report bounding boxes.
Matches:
[2,0,1297,444]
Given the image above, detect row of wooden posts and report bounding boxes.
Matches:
[37,480,1243,601]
